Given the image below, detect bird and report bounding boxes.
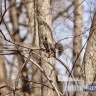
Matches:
[42,36,64,56]
[43,36,50,53]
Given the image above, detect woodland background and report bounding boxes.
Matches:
[0,0,96,96]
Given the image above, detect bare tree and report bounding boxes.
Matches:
[83,12,96,96]
[8,0,31,95]
[38,0,60,95]
[73,0,83,78]
[0,33,9,95]
[25,0,41,95]
[72,0,83,95]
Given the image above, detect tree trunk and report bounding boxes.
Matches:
[25,0,41,96]
[0,33,8,95]
[9,0,31,95]
[38,0,59,96]
[73,0,83,79]
[73,0,83,95]
[83,12,96,96]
